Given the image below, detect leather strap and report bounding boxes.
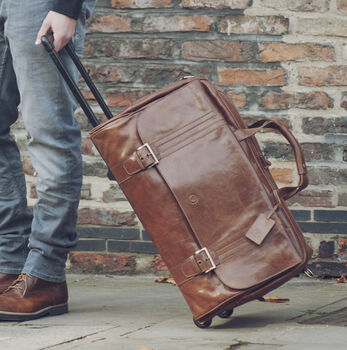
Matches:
[234,119,308,200]
[111,143,160,184]
[171,248,220,286]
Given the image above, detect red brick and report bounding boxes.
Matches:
[260,91,334,110]
[81,90,97,103]
[338,238,347,256]
[111,0,173,8]
[218,16,289,35]
[181,40,255,62]
[78,208,136,226]
[259,0,330,12]
[76,112,108,132]
[269,167,294,185]
[225,91,247,108]
[69,252,136,274]
[102,184,126,203]
[299,66,347,86]
[83,40,94,57]
[287,190,335,208]
[218,68,286,86]
[318,240,336,259]
[337,0,347,13]
[80,184,92,200]
[151,255,168,271]
[30,184,37,199]
[85,64,135,84]
[22,157,35,176]
[106,89,154,108]
[341,92,347,110]
[302,117,347,135]
[85,38,175,59]
[258,43,335,62]
[295,18,347,37]
[181,0,249,9]
[307,167,347,186]
[81,137,96,156]
[141,64,210,85]
[338,193,347,206]
[143,15,212,32]
[308,261,347,278]
[303,143,334,161]
[87,14,133,33]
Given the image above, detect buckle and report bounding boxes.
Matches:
[195,247,216,273]
[137,143,159,168]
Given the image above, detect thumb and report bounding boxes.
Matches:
[36,20,51,45]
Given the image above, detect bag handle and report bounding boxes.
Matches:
[235,119,308,200]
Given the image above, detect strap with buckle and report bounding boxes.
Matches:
[171,247,219,286]
[111,143,160,184]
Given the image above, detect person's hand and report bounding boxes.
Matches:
[35,11,77,52]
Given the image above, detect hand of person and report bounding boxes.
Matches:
[35,11,77,52]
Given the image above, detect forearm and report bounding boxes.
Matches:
[51,0,85,20]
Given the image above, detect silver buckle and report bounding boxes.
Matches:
[137,143,159,168]
[195,247,216,273]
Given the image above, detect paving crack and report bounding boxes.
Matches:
[38,325,120,349]
[120,323,156,337]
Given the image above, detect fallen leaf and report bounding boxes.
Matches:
[337,275,346,283]
[155,274,176,285]
[258,296,290,303]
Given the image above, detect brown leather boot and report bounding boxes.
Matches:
[0,273,19,294]
[0,274,68,321]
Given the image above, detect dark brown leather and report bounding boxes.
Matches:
[0,274,68,319]
[0,273,19,294]
[90,77,312,322]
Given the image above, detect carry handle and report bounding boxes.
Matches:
[235,119,308,200]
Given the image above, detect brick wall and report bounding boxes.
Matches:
[16,0,347,276]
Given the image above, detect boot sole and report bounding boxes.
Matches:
[0,303,68,321]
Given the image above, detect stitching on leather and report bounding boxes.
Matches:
[154,111,216,147]
[158,121,226,159]
[156,114,220,154]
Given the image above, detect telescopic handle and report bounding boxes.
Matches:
[41,36,116,180]
[41,36,111,127]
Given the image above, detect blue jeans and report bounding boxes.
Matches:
[0,0,95,282]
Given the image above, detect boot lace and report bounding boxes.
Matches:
[4,273,32,294]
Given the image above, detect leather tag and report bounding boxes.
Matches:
[245,213,275,245]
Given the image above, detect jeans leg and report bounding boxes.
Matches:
[4,1,90,282]
[0,15,32,274]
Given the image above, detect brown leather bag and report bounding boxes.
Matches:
[43,40,312,328]
[90,77,312,327]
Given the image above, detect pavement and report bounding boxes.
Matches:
[0,274,346,350]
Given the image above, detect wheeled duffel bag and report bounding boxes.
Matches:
[43,37,313,328]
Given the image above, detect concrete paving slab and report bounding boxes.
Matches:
[0,274,345,350]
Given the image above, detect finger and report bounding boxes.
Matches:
[36,20,51,45]
[53,33,73,52]
[52,34,66,52]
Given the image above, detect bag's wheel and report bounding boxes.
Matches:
[193,318,212,329]
[218,308,234,319]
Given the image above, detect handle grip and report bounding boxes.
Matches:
[235,119,308,200]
